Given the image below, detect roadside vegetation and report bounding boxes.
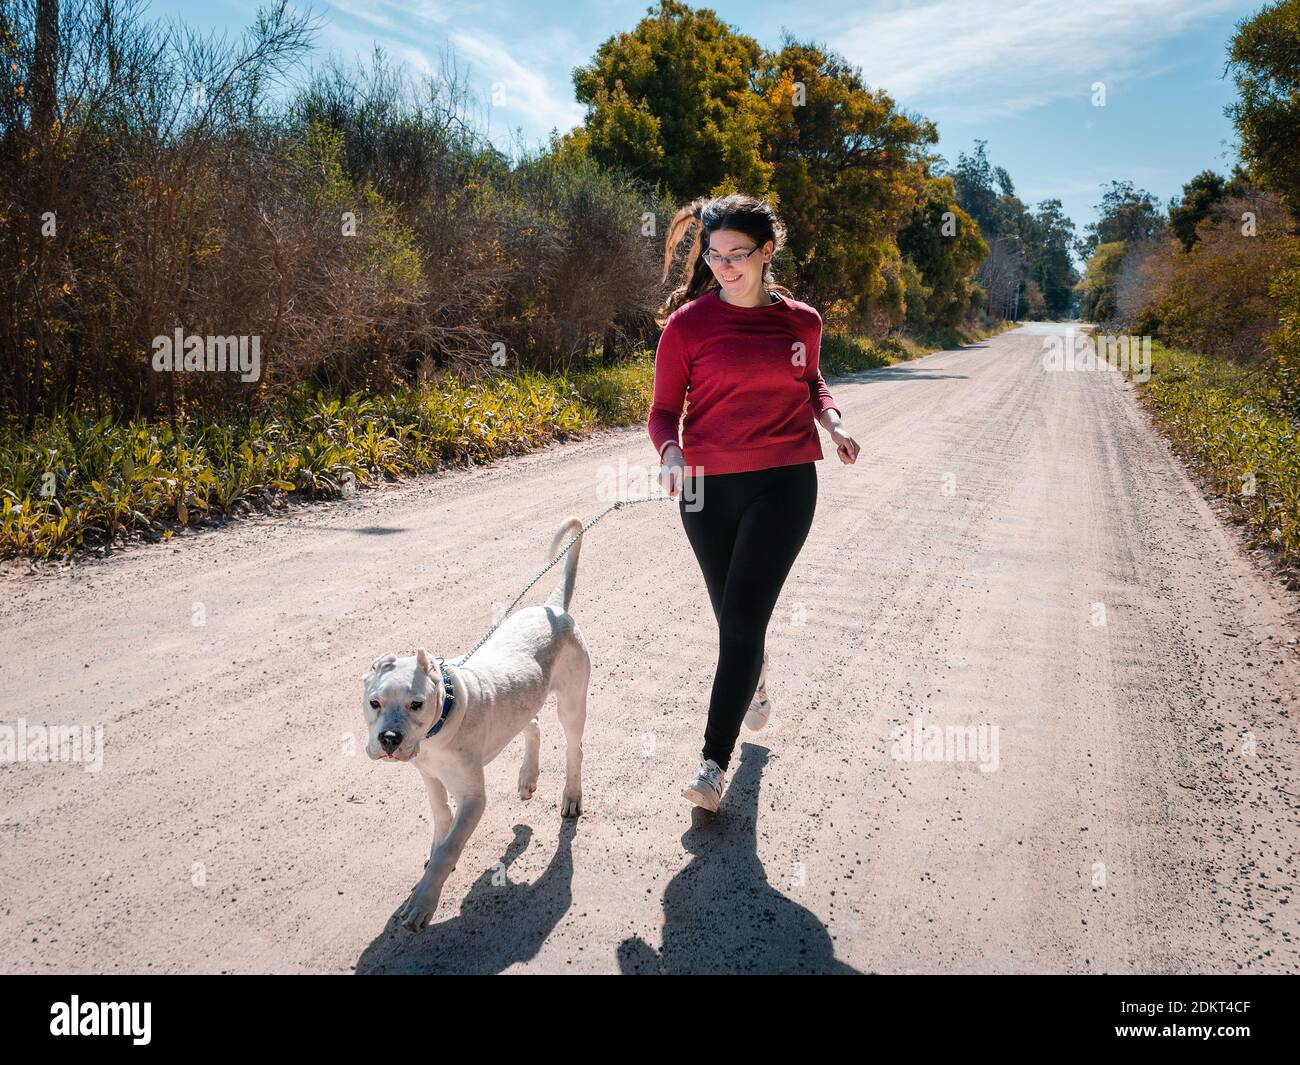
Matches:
[1137,341,1299,578]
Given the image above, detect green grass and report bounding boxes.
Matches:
[1135,340,1299,575]
[0,372,594,559]
[0,324,1006,561]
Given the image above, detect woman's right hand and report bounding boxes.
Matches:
[658,445,685,498]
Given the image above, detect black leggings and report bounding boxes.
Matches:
[678,461,818,772]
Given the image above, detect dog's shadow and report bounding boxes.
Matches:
[355,817,576,975]
[355,744,860,974]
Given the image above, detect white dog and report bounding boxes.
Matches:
[361,516,591,932]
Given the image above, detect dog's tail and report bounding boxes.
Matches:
[544,516,583,613]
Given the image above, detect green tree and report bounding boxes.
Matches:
[897,175,987,329]
[942,142,1078,319]
[1168,170,1227,252]
[568,0,763,201]
[751,36,936,330]
[1023,200,1079,317]
[1075,241,1125,322]
[1078,180,1165,259]
[1226,0,1300,225]
[949,140,1015,237]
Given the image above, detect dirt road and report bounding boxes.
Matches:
[2,322,1298,974]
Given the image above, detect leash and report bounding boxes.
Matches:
[427,493,676,736]
[450,494,675,666]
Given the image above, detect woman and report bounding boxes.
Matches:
[647,193,860,813]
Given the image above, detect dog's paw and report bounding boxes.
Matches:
[517,749,538,801]
[518,766,539,801]
[560,789,582,817]
[399,887,441,933]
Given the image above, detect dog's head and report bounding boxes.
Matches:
[360,647,443,762]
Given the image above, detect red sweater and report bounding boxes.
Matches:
[647,288,840,475]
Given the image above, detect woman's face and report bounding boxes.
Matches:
[704,227,773,301]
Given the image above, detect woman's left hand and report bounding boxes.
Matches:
[830,425,859,464]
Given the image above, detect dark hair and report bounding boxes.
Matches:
[655,193,792,326]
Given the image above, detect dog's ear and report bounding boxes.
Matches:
[415,648,432,675]
[362,652,398,682]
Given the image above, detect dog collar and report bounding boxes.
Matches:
[425,661,456,738]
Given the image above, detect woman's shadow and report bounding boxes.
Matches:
[618,743,860,974]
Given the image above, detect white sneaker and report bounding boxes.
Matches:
[682,758,726,812]
[743,651,772,731]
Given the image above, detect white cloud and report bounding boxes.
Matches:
[824,0,1244,124]
[305,1,585,144]
[446,29,586,138]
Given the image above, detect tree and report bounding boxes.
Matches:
[1152,191,1296,362]
[949,140,1000,236]
[750,35,936,331]
[1168,170,1227,252]
[978,235,1027,320]
[1077,180,1165,259]
[897,174,987,329]
[568,0,763,202]
[941,142,1078,319]
[1024,199,1079,318]
[31,0,57,129]
[1226,0,1300,226]
[1075,241,1126,323]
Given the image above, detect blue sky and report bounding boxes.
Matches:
[154,0,1257,253]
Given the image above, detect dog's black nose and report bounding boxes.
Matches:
[379,729,403,754]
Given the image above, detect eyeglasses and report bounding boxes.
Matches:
[703,246,762,270]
